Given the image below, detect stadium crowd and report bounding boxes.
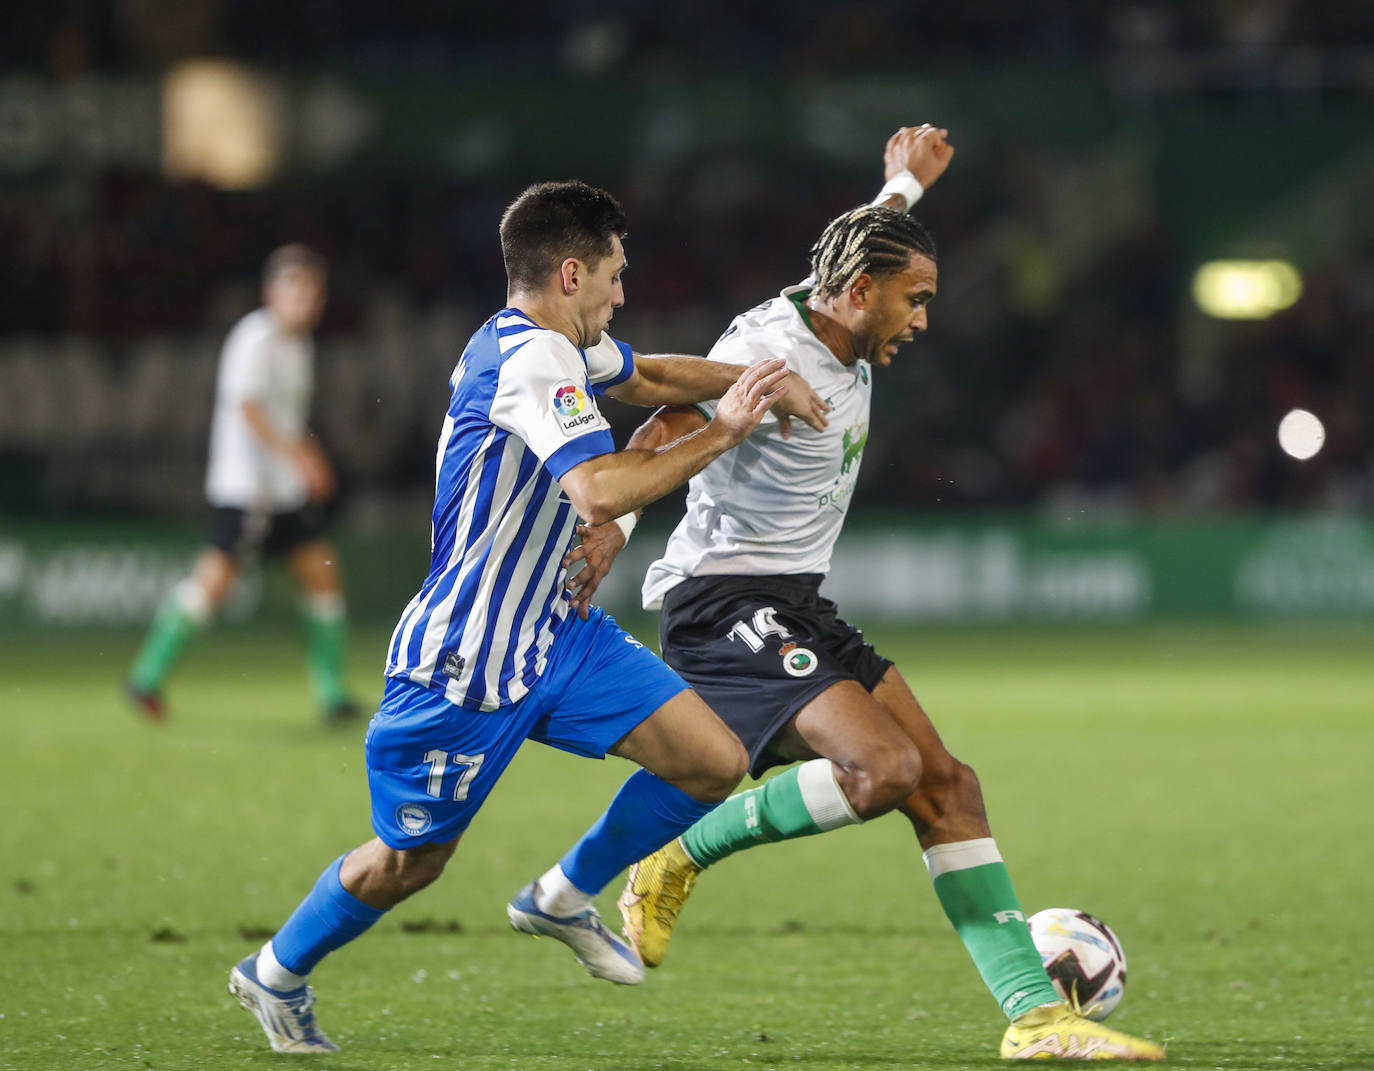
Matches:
[2,1,1372,517]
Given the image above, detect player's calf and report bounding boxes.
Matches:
[899,757,990,842]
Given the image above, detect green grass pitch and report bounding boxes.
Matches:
[1,619,1370,1070]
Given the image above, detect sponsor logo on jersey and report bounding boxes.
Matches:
[443,651,466,677]
[840,422,868,475]
[815,421,868,513]
[551,381,599,435]
[782,646,818,677]
[397,803,433,836]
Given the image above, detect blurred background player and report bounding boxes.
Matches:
[613,128,1166,1061]
[126,244,356,724]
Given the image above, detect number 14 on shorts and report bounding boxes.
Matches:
[422,750,485,800]
[725,606,790,650]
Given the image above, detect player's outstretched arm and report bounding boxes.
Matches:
[607,354,828,437]
[560,358,788,526]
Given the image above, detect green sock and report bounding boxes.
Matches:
[925,839,1062,1021]
[129,585,205,691]
[303,594,349,709]
[681,759,860,868]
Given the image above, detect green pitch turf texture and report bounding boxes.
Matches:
[1,619,1369,1071]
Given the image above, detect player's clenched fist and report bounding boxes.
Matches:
[710,357,791,443]
[885,124,955,191]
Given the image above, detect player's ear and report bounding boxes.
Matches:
[849,273,873,309]
[559,258,581,295]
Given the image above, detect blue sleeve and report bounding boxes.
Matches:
[545,428,615,482]
[590,338,635,395]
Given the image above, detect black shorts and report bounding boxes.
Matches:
[658,573,892,778]
[208,505,327,560]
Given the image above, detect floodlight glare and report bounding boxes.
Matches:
[1192,260,1302,320]
[1277,408,1325,460]
[162,60,281,190]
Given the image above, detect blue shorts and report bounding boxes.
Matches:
[365,606,690,849]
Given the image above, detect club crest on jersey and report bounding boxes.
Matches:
[779,641,818,677]
[396,803,433,836]
[552,381,597,435]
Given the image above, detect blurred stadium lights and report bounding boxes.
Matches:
[1191,259,1303,319]
[162,59,282,190]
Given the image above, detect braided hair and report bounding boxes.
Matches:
[809,206,936,300]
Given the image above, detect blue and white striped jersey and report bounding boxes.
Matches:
[386,308,634,710]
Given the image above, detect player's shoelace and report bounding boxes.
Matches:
[275,986,326,1040]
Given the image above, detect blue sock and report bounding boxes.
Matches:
[269,855,387,976]
[559,770,717,895]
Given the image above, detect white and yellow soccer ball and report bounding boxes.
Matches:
[1027,908,1128,1021]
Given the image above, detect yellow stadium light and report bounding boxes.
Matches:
[1192,260,1303,320]
[162,59,282,190]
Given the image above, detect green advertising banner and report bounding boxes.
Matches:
[2,514,1373,632]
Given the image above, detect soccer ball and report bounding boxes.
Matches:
[1027,908,1128,1021]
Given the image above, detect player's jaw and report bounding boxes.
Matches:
[874,332,915,366]
[575,248,626,347]
[862,257,936,367]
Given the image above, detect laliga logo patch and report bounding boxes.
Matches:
[396,803,433,836]
[551,380,598,435]
[554,383,585,417]
[779,641,818,678]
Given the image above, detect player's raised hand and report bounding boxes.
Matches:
[771,369,831,439]
[711,357,790,443]
[562,520,628,620]
[885,124,955,191]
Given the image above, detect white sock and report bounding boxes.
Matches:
[533,864,593,917]
[173,578,214,625]
[302,590,346,620]
[255,940,309,991]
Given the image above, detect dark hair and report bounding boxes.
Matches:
[809,206,937,299]
[262,243,326,286]
[500,181,628,291]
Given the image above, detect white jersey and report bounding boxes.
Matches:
[204,308,313,510]
[386,308,633,711]
[643,282,873,609]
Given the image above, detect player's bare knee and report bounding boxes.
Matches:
[681,734,748,803]
[702,735,749,802]
[401,854,450,894]
[846,746,922,818]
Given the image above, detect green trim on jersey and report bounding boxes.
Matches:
[786,289,818,337]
